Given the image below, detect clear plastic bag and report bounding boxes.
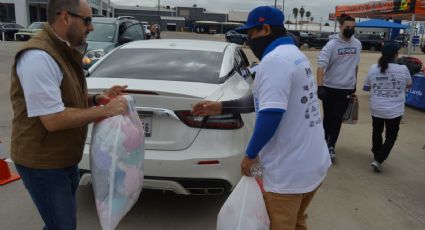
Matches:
[90,95,145,230]
[343,94,359,124]
[217,176,270,230]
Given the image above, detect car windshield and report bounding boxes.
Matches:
[28,22,43,29]
[87,22,116,42]
[90,48,224,84]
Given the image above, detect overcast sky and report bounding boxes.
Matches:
[111,0,361,22]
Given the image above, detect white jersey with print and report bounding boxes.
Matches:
[364,63,412,119]
[253,44,331,194]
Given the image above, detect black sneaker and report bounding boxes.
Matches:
[329,147,336,163]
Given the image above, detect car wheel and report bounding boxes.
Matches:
[369,46,377,52]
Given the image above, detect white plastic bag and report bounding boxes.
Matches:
[217,176,270,230]
[90,95,145,230]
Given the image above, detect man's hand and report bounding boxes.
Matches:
[240,156,256,177]
[96,85,128,105]
[317,86,326,100]
[104,85,128,98]
[103,96,128,117]
[191,101,223,116]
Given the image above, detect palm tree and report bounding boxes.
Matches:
[292,8,298,30]
[299,7,305,31]
[306,11,311,31]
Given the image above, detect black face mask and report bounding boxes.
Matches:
[247,34,279,60]
[343,28,355,39]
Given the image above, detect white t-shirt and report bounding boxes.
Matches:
[253,45,331,194]
[364,63,412,119]
[16,50,65,117]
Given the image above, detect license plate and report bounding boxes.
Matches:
[140,115,152,137]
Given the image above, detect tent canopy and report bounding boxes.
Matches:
[335,0,425,21]
[356,19,408,29]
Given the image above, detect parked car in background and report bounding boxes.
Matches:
[393,34,409,48]
[289,30,312,47]
[357,34,384,51]
[0,22,24,41]
[308,32,335,49]
[81,39,255,195]
[82,16,145,69]
[14,21,44,41]
[225,30,247,45]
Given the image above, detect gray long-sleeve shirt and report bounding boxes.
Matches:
[317,34,362,90]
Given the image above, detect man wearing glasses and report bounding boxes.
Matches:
[10,1,128,229]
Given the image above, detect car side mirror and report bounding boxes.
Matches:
[119,36,133,44]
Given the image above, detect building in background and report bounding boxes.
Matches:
[0,0,113,27]
[227,11,248,23]
[0,1,247,33]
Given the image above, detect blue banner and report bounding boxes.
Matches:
[406,73,425,111]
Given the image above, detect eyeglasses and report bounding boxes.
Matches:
[57,10,92,26]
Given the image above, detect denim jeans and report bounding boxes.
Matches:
[372,116,402,163]
[14,164,80,230]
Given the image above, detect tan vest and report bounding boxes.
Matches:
[10,24,88,169]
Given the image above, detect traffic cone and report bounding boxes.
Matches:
[0,159,20,185]
[0,140,20,185]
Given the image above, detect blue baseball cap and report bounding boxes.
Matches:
[235,6,285,34]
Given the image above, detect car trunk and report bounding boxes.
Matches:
[86,78,223,151]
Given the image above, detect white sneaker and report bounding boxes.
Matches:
[371,161,382,173]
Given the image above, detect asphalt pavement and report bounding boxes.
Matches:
[0,32,424,230]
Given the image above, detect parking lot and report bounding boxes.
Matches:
[1,31,425,230]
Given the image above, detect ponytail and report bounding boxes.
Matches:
[378,55,395,73]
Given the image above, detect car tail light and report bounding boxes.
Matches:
[175,111,244,129]
[197,160,220,165]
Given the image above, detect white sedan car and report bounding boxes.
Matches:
[79,39,255,195]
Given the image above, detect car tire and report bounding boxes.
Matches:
[369,46,377,52]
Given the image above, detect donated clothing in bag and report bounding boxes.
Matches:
[217,176,270,230]
[90,95,145,230]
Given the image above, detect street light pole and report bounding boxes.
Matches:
[158,0,161,27]
[107,0,110,17]
[274,0,277,8]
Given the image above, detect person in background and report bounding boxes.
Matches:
[363,43,412,172]
[10,0,128,229]
[193,6,331,230]
[316,14,362,162]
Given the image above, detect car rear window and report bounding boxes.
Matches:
[90,48,225,84]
